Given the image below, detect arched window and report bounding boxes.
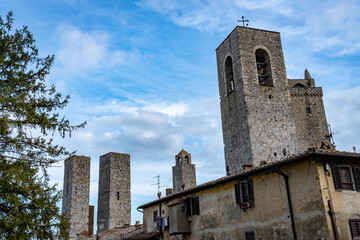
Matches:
[185,156,189,164]
[256,49,273,87]
[225,56,235,93]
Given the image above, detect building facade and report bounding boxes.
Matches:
[139,150,360,240]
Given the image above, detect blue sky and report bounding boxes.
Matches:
[2,0,360,226]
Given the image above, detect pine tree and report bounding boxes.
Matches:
[0,12,85,239]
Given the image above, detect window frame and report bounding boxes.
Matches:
[332,164,360,191]
[153,210,158,222]
[185,195,200,216]
[235,179,254,209]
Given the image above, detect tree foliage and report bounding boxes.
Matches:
[0,12,85,239]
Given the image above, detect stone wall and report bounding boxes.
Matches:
[62,155,91,239]
[97,152,131,232]
[289,84,331,151]
[216,27,299,175]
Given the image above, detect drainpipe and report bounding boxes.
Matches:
[272,166,297,240]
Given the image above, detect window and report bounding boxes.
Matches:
[235,179,254,209]
[153,210,158,222]
[245,230,255,240]
[306,107,311,114]
[332,165,360,191]
[116,192,120,200]
[255,49,273,87]
[349,219,360,239]
[225,56,235,94]
[185,196,199,216]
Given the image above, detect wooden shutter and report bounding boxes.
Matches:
[247,179,254,202]
[235,182,241,204]
[241,181,249,202]
[353,167,360,191]
[349,219,360,238]
[153,210,158,222]
[192,196,199,215]
[185,197,191,216]
[332,165,342,189]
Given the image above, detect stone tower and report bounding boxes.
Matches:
[97,152,131,233]
[216,27,299,175]
[62,155,91,239]
[172,149,196,193]
[288,70,331,151]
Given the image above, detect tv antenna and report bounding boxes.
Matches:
[152,175,165,198]
[238,16,249,27]
[326,123,339,147]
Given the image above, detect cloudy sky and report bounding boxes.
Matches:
[2,0,360,225]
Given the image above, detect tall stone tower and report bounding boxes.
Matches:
[288,70,331,151]
[172,149,196,193]
[62,155,91,239]
[216,27,299,175]
[97,152,131,233]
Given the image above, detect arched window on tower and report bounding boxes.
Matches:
[225,56,235,93]
[185,156,189,164]
[256,49,273,87]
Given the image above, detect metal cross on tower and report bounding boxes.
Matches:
[238,16,249,27]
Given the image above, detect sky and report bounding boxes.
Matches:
[1,0,360,226]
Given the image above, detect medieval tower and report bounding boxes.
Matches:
[97,152,131,232]
[172,149,196,193]
[216,27,330,175]
[62,155,91,239]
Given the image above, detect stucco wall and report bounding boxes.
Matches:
[143,158,331,240]
[318,158,360,239]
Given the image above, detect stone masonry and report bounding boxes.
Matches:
[62,155,91,239]
[172,149,196,193]
[97,152,131,233]
[216,27,299,175]
[288,70,331,151]
[216,27,331,175]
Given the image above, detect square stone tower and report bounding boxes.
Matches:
[216,27,299,175]
[97,152,131,233]
[172,149,196,193]
[62,155,91,239]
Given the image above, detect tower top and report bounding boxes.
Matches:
[175,149,191,165]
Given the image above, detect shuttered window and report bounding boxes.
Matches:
[153,210,158,222]
[235,179,254,208]
[245,230,255,240]
[332,165,355,190]
[185,195,200,216]
[353,167,360,191]
[349,219,360,239]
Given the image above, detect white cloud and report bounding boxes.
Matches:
[55,25,139,73]
[324,86,360,151]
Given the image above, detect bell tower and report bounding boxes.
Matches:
[172,149,196,193]
[216,27,299,175]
